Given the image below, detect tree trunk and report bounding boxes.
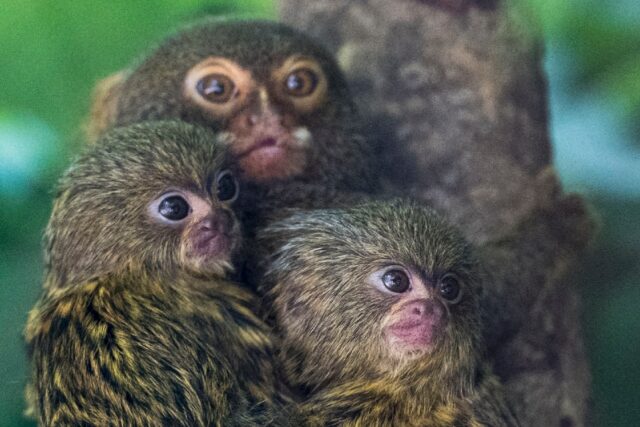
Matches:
[277,1,594,426]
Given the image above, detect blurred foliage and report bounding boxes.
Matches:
[0,0,273,152]
[579,197,640,427]
[0,1,638,426]
[524,0,640,137]
[526,3,640,426]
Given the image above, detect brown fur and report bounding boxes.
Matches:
[257,200,519,426]
[86,18,377,194]
[25,121,295,426]
[85,71,126,144]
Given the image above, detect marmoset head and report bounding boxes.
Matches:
[259,200,483,390]
[45,121,241,287]
[89,19,373,190]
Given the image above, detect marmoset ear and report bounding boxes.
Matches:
[85,70,127,143]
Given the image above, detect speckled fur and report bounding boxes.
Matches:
[257,200,519,426]
[88,19,377,195]
[25,121,295,426]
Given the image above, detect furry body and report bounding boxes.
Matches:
[26,273,281,426]
[257,200,519,426]
[25,121,293,426]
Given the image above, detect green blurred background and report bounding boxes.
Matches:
[0,0,637,425]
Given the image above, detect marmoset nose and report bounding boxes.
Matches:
[198,209,233,236]
[403,299,444,323]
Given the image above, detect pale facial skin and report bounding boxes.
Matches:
[183,56,327,183]
[146,169,240,277]
[368,265,464,360]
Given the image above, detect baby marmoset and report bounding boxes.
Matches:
[25,121,294,426]
[257,200,519,426]
[87,19,376,200]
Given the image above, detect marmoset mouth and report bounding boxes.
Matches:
[236,135,307,182]
[239,137,288,159]
[238,136,276,154]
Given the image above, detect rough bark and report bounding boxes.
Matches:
[277,1,594,426]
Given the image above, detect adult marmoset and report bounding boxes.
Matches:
[87,19,376,195]
[25,121,294,426]
[257,200,519,426]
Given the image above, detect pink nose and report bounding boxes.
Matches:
[386,299,446,350]
[197,210,233,235]
[189,213,235,260]
[403,299,444,321]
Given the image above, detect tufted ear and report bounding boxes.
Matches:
[84,70,127,143]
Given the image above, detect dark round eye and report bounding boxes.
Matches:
[382,269,410,293]
[158,195,190,221]
[439,275,462,303]
[196,73,235,103]
[284,68,318,97]
[216,170,238,202]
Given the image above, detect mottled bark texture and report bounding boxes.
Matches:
[278,1,594,426]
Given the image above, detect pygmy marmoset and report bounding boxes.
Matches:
[25,121,294,426]
[257,200,519,426]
